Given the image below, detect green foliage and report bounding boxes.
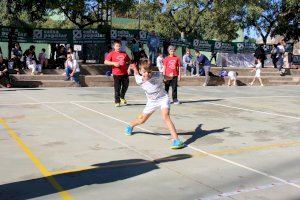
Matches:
[141,0,243,41]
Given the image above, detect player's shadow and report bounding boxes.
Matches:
[126,102,147,106]
[181,124,228,145]
[179,99,223,104]
[0,154,191,200]
[133,124,228,146]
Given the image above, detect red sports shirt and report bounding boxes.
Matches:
[163,55,181,76]
[105,51,130,75]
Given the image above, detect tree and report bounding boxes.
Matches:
[242,0,299,44]
[273,0,300,41]
[140,0,244,41]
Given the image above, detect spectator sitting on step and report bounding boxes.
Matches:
[26,50,42,75]
[0,55,12,88]
[182,48,194,76]
[64,53,81,87]
[38,48,48,69]
[11,42,23,74]
[56,45,67,69]
[227,71,238,86]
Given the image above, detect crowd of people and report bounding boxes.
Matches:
[0,43,82,87]
[0,33,295,89]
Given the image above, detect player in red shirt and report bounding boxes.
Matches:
[105,40,132,107]
[163,45,181,105]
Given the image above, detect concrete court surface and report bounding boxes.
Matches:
[0,86,300,200]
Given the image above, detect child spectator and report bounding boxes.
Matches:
[156,52,164,72]
[26,51,42,75]
[104,39,132,107]
[163,45,181,105]
[249,58,264,86]
[38,48,48,68]
[126,59,185,149]
[227,71,238,86]
[64,53,81,87]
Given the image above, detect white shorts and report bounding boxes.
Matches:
[143,95,170,114]
[255,69,261,77]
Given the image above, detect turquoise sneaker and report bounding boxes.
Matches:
[125,126,133,136]
[171,139,185,149]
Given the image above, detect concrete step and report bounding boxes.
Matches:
[11,75,66,81]
[12,80,79,88]
[10,75,300,87]
[267,81,299,86]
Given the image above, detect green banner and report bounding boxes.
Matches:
[235,42,257,53]
[1,26,295,54]
[192,39,214,52]
[1,26,107,44]
[1,27,32,43]
[213,41,235,53]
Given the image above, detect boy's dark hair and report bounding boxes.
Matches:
[236,72,239,76]
[29,45,35,50]
[42,48,46,52]
[139,59,152,72]
[113,39,121,45]
[195,50,200,54]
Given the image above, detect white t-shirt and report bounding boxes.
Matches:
[228,71,237,80]
[156,56,164,72]
[65,59,80,73]
[135,72,167,101]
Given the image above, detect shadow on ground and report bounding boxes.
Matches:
[0,154,191,200]
[134,124,228,146]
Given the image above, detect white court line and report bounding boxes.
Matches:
[16,91,300,191]
[199,178,300,200]
[16,92,155,161]
[179,89,300,100]
[205,102,300,120]
[70,102,300,190]
[0,100,147,106]
[0,95,299,106]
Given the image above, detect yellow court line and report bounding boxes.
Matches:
[0,118,72,200]
[193,141,300,158]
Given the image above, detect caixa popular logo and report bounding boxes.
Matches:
[193,39,199,47]
[139,31,147,39]
[33,30,43,39]
[214,42,222,49]
[237,43,244,50]
[73,30,82,39]
[110,30,117,39]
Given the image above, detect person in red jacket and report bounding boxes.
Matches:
[163,45,181,105]
[105,40,132,107]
